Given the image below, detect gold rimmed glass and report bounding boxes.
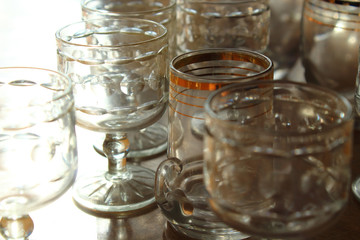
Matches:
[56,18,168,217]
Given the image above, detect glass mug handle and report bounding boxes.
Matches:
[155,157,182,204]
[155,157,195,223]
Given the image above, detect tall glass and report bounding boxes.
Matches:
[352,45,360,200]
[81,0,176,158]
[0,67,78,239]
[204,81,354,239]
[301,0,360,100]
[56,18,168,217]
[176,0,270,55]
[155,49,273,239]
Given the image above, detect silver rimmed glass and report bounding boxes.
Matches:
[0,67,78,240]
[56,18,168,217]
[80,0,176,159]
[204,81,354,239]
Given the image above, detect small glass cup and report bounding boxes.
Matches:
[155,48,273,239]
[301,0,360,100]
[204,81,354,239]
[176,0,270,55]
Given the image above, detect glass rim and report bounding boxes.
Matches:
[0,66,73,106]
[205,80,354,136]
[55,18,168,48]
[306,0,360,10]
[170,48,274,84]
[81,0,176,16]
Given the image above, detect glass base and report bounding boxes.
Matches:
[167,222,249,240]
[0,215,34,239]
[93,122,168,159]
[72,165,156,218]
[352,177,360,202]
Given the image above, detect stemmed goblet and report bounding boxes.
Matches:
[80,0,176,158]
[203,81,354,239]
[56,18,168,216]
[0,67,78,239]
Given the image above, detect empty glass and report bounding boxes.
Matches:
[176,0,270,55]
[155,49,273,239]
[352,45,360,201]
[301,0,360,100]
[267,0,303,79]
[56,18,168,217]
[204,81,354,239]
[0,67,78,239]
[80,0,176,158]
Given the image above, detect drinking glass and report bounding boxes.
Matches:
[301,0,360,100]
[204,81,354,239]
[81,0,176,158]
[267,0,303,79]
[81,0,175,159]
[0,67,78,239]
[82,0,176,58]
[155,48,273,239]
[56,18,168,216]
[352,45,360,201]
[176,0,270,55]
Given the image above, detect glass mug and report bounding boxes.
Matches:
[203,81,354,239]
[155,49,273,239]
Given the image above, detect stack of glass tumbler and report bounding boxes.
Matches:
[0,1,359,240]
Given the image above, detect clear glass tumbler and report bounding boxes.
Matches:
[155,48,273,240]
[204,81,354,239]
[176,0,270,55]
[301,0,360,100]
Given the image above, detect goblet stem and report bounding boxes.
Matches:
[72,133,156,217]
[103,133,129,178]
[0,215,34,240]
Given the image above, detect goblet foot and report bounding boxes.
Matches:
[72,165,156,218]
[93,122,167,159]
[0,215,34,240]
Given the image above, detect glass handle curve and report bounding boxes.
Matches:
[155,157,182,204]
